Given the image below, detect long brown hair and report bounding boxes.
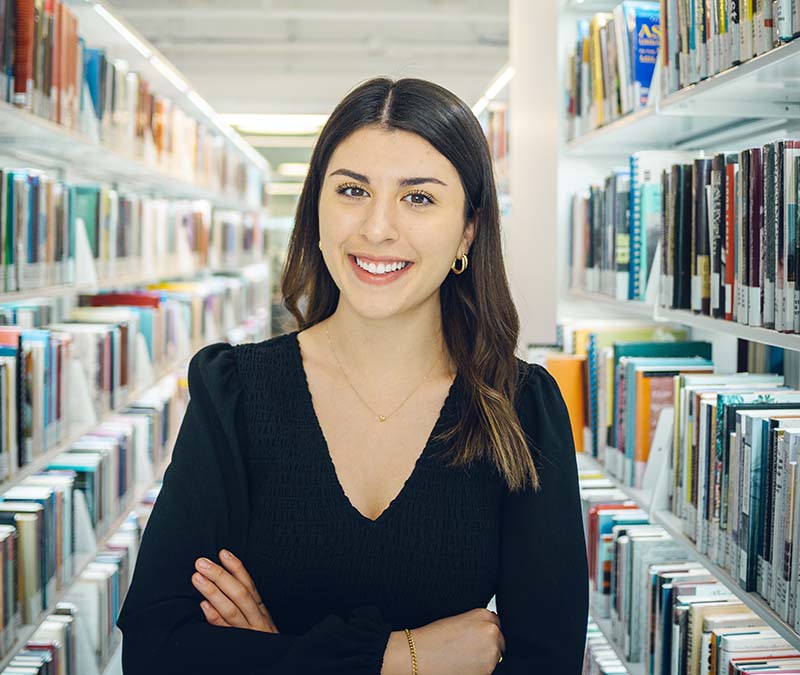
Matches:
[281,77,539,492]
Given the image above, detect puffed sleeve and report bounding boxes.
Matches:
[494,361,589,674]
[117,342,393,675]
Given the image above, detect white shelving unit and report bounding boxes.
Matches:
[591,616,645,675]
[549,0,800,662]
[0,308,264,673]
[580,454,800,650]
[65,0,267,177]
[566,38,800,156]
[0,100,257,211]
[0,0,272,669]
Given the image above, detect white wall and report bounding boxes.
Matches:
[508,0,560,351]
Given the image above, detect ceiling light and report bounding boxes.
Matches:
[485,65,516,101]
[94,4,152,59]
[472,63,515,116]
[472,96,490,117]
[149,55,189,93]
[220,114,329,135]
[276,163,309,178]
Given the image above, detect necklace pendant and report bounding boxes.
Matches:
[378,415,387,423]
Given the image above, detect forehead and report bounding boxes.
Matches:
[326,126,458,183]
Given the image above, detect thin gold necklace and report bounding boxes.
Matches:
[325,325,439,423]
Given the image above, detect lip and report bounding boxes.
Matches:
[348,254,413,286]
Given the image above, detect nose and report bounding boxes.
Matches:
[358,195,399,245]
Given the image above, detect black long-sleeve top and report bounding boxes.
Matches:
[116,330,588,674]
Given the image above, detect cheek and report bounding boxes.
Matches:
[318,196,362,242]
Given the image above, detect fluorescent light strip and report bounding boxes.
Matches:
[472,63,514,116]
[471,96,490,117]
[93,4,152,59]
[485,65,515,100]
[149,55,189,93]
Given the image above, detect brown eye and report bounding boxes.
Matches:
[336,184,369,199]
[402,191,435,206]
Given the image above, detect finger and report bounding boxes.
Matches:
[192,572,249,628]
[200,600,230,628]
[219,550,263,604]
[195,558,265,629]
[484,608,501,627]
[218,551,279,631]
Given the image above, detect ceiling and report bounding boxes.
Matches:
[113,0,508,213]
[113,0,509,116]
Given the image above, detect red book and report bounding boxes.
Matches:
[12,0,34,107]
[83,293,161,308]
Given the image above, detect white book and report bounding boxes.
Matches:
[718,629,790,675]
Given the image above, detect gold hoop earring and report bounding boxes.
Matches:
[451,253,468,275]
[318,240,322,251]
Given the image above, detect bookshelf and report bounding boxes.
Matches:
[544,0,800,672]
[66,0,267,175]
[592,616,645,675]
[0,99,261,211]
[566,38,800,156]
[564,289,655,319]
[0,307,264,673]
[579,454,800,651]
[0,443,174,675]
[0,0,272,669]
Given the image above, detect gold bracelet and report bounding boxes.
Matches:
[404,628,419,675]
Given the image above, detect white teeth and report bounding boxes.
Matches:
[355,257,409,274]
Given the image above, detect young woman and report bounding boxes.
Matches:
[117,77,589,675]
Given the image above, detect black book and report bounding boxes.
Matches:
[674,164,693,310]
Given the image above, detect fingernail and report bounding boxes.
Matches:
[197,558,211,571]
[220,550,232,562]
[200,601,209,612]
[193,573,206,586]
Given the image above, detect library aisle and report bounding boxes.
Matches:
[5,0,800,674]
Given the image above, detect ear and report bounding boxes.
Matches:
[462,218,476,254]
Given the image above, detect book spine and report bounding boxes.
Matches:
[749,146,763,327]
[691,160,700,311]
[777,0,793,38]
[12,0,34,108]
[776,141,785,331]
[737,149,751,324]
[629,155,642,300]
[784,142,799,332]
[794,155,800,332]
[711,155,723,318]
[725,158,736,320]
[764,143,776,329]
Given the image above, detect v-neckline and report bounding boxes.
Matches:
[290,329,460,526]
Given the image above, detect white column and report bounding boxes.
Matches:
[507,0,561,351]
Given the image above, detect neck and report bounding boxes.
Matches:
[324,295,452,383]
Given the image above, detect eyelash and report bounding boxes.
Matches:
[335,182,436,207]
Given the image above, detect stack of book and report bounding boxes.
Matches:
[565,1,661,138]
[0,164,270,294]
[660,0,793,99]
[0,2,267,204]
[579,469,800,674]
[570,141,800,335]
[584,617,632,674]
[0,265,269,487]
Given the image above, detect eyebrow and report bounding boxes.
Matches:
[328,168,447,187]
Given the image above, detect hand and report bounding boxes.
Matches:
[391,608,505,675]
[192,549,279,633]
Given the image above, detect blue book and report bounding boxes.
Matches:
[622,1,661,107]
[83,48,105,120]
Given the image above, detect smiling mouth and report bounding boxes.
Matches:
[351,255,411,275]
[347,254,414,282]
